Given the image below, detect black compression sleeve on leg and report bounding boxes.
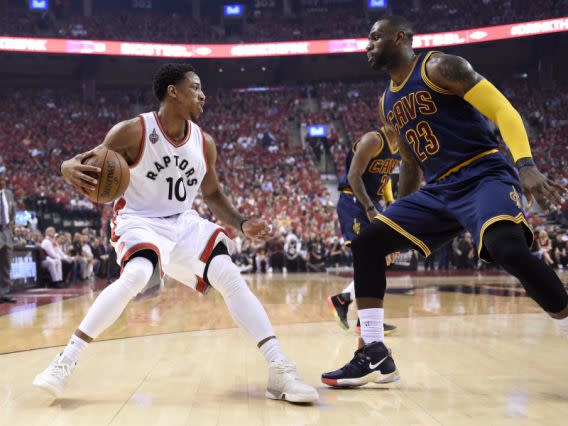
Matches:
[351,220,414,299]
[127,249,158,270]
[483,222,568,314]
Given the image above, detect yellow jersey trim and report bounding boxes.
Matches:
[477,213,534,261]
[379,92,387,124]
[436,149,499,181]
[374,214,432,257]
[371,131,385,158]
[390,54,422,93]
[421,51,453,95]
[381,126,399,155]
[341,189,354,195]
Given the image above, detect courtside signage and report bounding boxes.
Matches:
[1,17,566,58]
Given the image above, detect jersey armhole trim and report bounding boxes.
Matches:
[129,116,145,169]
[371,131,385,158]
[421,51,453,95]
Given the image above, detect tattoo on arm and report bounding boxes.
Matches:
[430,54,483,96]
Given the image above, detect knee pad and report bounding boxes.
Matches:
[120,256,154,297]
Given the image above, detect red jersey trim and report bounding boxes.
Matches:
[110,197,127,243]
[199,228,229,263]
[152,111,191,148]
[194,275,208,294]
[119,242,163,275]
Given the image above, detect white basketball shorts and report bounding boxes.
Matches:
[110,209,234,294]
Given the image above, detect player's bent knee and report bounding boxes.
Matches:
[352,221,391,256]
[206,254,244,298]
[120,256,154,297]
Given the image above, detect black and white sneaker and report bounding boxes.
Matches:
[327,293,351,330]
[321,341,400,388]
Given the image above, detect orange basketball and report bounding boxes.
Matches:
[83,147,130,204]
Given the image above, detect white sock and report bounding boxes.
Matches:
[61,334,88,363]
[207,255,278,360]
[77,257,153,340]
[341,281,355,302]
[555,316,568,339]
[259,338,286,363]
[359,308,384,344]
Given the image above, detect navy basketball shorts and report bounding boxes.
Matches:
[374,154,534,262]
[337,192,383,246]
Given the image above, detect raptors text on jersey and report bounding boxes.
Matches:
[116,111,208,218]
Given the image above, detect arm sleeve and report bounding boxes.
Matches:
[463,79,532,162]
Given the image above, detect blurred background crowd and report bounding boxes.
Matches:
[0,0,567,288]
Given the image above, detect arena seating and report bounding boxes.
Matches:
[1,0,566,43]
[1,74,566,271]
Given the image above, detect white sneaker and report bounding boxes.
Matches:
[266,360,319,403]
[33,353,76,398]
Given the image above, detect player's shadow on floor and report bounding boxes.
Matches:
[49,398,115,409]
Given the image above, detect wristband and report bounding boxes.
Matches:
[515,157,536,170]
[239,218,248,233]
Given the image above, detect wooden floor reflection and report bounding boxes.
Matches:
[1,271,567,425]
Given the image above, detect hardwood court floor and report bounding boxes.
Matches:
[1,271,567,425]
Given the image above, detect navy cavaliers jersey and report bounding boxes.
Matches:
[338,128,400,204]
[380,51,499,184]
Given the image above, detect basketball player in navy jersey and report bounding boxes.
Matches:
[327,128,398,336]
[322,16,568,388]
[34,64,318,403]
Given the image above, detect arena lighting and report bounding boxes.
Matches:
[29,0,48,10]
[308,125,328,137]
[224,4,243,17]
[0,17,566,58]
[368,0,387,9]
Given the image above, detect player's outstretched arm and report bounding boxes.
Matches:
[60,117,142,195]
[201,132,272,241]
[426,53,566,211]
[348,131,383,220]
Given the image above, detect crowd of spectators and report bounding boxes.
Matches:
[0,72,566,275]
[11,224,115,287]
[1,0,566,43]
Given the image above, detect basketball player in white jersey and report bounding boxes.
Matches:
[33,63,318,403]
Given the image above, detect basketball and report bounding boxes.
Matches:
[83,147,130,204]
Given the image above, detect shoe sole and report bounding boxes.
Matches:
[327,296,349,330]
[321,370,400,388]
[32,375,61,398]
[265,389,319,403]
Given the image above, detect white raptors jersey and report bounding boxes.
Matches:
[117,112,208,218]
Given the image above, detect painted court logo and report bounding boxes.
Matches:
[149,128,159,144]
[510,186,521,209]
